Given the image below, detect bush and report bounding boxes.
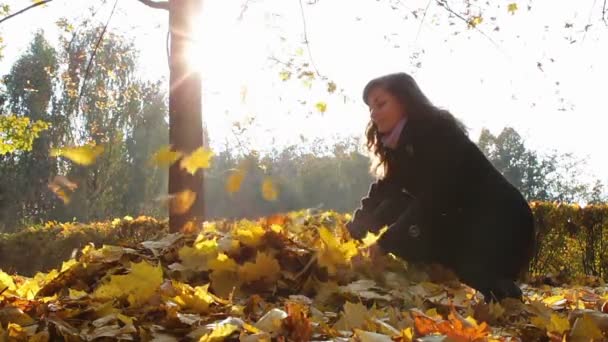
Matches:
[1,202,608,282]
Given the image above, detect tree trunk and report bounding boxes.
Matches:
[168,0,204,232]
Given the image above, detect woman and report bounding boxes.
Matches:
[346,72,536,302]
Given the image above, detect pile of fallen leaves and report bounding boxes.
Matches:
[0,210,607,341]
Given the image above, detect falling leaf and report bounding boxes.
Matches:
[315,101,327,113]
[238,252,281,284]
[150,145,182,166]
[279,70,291,81]
[327,81,337,93]
[93,260,163,307]
[295,47,304,56]
[226,169,246,194]
[180,147,213,175]
[50,144,104,166]
[261,177,278,201]
[240,85,248,104]
[468,15,483,28]
[170,189,197,215]
[507,3,518,14]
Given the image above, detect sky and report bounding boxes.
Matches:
[1,0,607,185]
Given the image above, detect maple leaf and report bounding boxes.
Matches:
[150,145,182,166]
[50,143,104,166]
[360,226,388,249]
[170,189,197,215]
[317,226,358,275]
[171,281,215,314]
[283,302,313,341]
[178,238,219,271]
[261,177,279,201]
[233,222,266,247]
[570,313,603,339]
[333,301,370,330]
[468,15,483,29]
[226,169,246,194]
[507,3,518,14]
[180,147,214,175]
[315,101,327,113]
[93,260,163,307]
[238,252,281,284]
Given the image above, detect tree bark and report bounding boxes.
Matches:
[168,0,204,232]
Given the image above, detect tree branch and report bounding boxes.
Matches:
[435,0,509,58]
[603,0,607,26]
[0,0,53,25]
[77,0,119,107]
[298,0,322,77]
[136,0,169,11]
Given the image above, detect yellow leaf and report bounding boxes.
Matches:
[199,323,238,342]
[170,189,197,215]
[208,253,238,272]
[549,314,570,334]
[360,226,388,248]
[315,101,327,113]
[317,226,358,275]
[150,145,182,166]
[234,223,266,247]
[178,238,218,271]
[0,270,16,292]
[50,144,104,166]
[399,327,414,342]
[238,252,281,284]
[209,270,239,298]
[468,15,483,28]
[93,260,163,307]
[507,3,518,14]
[226,169,245,194]
[333,301,369,330]
[327,81,337,94]
[570,314,603,339]
[279,70,291,81]
[68,289,88,299]
[172,282,215,314]
[295,47,304,56]
[180,147,214,175]
[261,177,278,201]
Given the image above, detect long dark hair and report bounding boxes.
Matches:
[362,72,464,178]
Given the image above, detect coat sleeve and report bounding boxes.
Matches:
[346,178,392,239]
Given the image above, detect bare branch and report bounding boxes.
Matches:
[77,0,119,106]
[238,0,252,21]
[435,0,509,58]
[298,0,322,77]
[603,0,607,26]
[415,0,433,43]
[0,0,53,25]
[136,0,169,11]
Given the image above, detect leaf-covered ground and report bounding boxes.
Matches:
[0,211,607,341]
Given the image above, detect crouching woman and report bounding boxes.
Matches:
[346,72,536,303]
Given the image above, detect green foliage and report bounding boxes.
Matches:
[0,115,49,154]
[529,201,608,281]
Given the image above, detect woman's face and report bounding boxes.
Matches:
[366,86,406,134]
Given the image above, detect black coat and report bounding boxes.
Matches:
[347,110,536,300]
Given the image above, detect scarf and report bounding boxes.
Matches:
[381,117,407,149]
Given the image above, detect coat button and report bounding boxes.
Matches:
[408,224,421,238]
